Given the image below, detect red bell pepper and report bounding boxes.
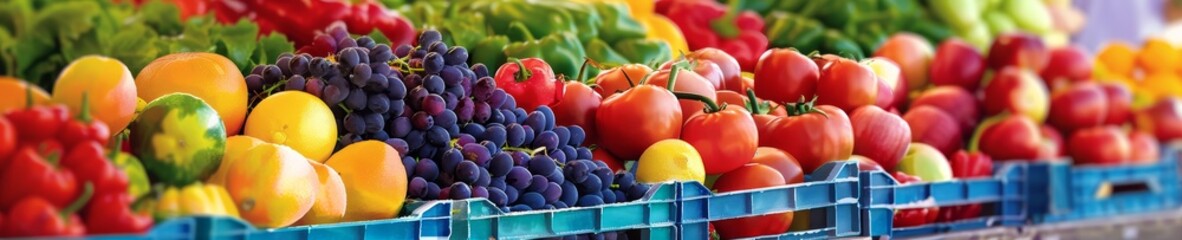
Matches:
[939,150,994,221]
[892,171,939,228]
[205,0,413,49]
[657,0,768,71]
[1,183,91,237]
[494,58,563,111]
[58,95,111,149]
[84,193,153,234]
[4,105,68,142]
[62,142,129,203]
[0,147,78,210]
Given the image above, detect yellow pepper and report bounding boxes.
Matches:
[572,0,688,60]
[152,182,239,221]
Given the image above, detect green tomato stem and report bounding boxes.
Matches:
[672,91,722,113]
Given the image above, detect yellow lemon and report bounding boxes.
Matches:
[636,139,706,184]
[245,91,337,162]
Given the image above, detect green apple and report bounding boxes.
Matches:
[897,143,954,182]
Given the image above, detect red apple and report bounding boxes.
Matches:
[851,106,912,172]
[903,106,962,157]
[551,82,603,144]
[1099,82,1133,125]
[1134,97,1182,141]
[689,48,744,92]
[712,163,793,239]
[812,54,843,70]
[982,67,1050,122]
[750,147,805,184]
[911,86,981,133]
[977,115,1044,161]
[816,58,879,112]
[754,49,819,103]
[1068,126,1130,166]
[874,33,935,93]
[851,155,885,172]
[865,57,906,109]
[660,58,724,90]
[1040,45,1093,89]
[1048,82,1108,134]
[1040,125,1065,158]
[1128,131,1160,164]
[930,38,987,91]
[987,32,1050,71]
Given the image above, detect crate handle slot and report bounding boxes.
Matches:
[1095,180,1157,199]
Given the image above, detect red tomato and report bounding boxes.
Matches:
[1134,97,1182,142]
[494,58,562,111]
[1048,82,1107,134]
[1068,126,1130,166]
[812,54,843,70]
[0,117,14,162]
[596,85,683,160]
[977,115,1044,161]
[712,163,792,238]
[753,49,819,103]
[816,58,879,112]
[1099,83,1133,125]
[1128,131,1160,164]
[751,147,804,184]
[715,90,747,107]
[911,86,980,133]
[594,64,653,98]
[660,58,723,90]
[903,106,962,157]
[592,148,625,171]
[689,48,744,92]
[645,67,718,122]
[851,106,911,172]
[551,82,602,144]
[762,104,854,173]
[681,100,757,175]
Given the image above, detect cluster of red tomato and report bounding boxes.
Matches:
[0,104,150,237]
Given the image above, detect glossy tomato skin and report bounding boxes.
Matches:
[1135,98,1182,142]
[595,84,683,160]
[1128,131,1161,164]
[683,107,758,175]
[930,38,987,91]
[712,163,792,239]
[690,48,744,92]
[903,106,962,157]
[1048,83,1108,134]
[594,64,653,98]
[551,82,603,144]
[910,86,980,133]
[592,148,625,172]
[715,90,747,107]
[978,115,1045,161]
[754,49,819,103]
[1068,126,1130,166]
[660,59,723,90]
[750,147,804,184]
[816,59,879,112]
[1099,83,1133,125]
[646,69,717,122]
[851,106,911,172]
[762,105,854,173]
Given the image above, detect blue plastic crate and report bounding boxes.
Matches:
[859,165,1025,238]
[1015,145,1182,223]
[450,182,680,239]
[677,161,862,240]
[90,200,453,240]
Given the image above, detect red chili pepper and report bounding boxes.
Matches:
[61,142,129,203]
[4,105,68,142]
[657,0,768,71]
[494,58,564,111]
[58,95,111,148]
[0,147,78,210]
[84,193,152,234]
[1,183,91,237]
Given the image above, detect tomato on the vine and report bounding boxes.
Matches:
[816,58,879,112]
[677,92,758,175]
[762,100,854,173]
[646,65,718,122]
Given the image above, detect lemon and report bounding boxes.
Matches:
[636,139,706,184]
[245,91,337,162]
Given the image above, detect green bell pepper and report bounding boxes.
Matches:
[764,11,826,53]
[587,2,645,44]
[502,22,586,79]
[612,38,672,67]
[585,38,630,67]
[821,29,864,59]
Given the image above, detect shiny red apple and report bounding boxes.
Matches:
[1099,82,1133,125]
[982,67,1050,122]
[903,106,962,157]
[1134,97,1182,141]
[987,32,1050,72]
[1128,131,1160,164]
[1068,126,1130,166]
[977,115,1044,161]
[1040,45,1093,89]
[851,105,912,172]
[1048,82,1108,134]
[930,38,987,91]
[911,86,980,133]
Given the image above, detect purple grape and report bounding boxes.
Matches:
[345,87,368,110]
[434,110,458,128]
[487,187,508,206]
[532,131,559,151]
[456,98,475,122]
[387,78,407,99]
[404,74,423,90]
[363,112,384,134]
[251,65,267,75]
[488,110,505,124]
[520,192,546,209]
[483,125,507,147]
[457,134,477,146]
[422,94,446,116]
[440,148,463,172]
[423,74,445,94]
[417,145,439,159]
[521,125,536,149]
[472,77,495,102]
[549,149,567,164]
[568,126,587,146]
[481,140,499,155]
[338,36,358,49]
[615,173,636,192]
[373,62,393,77]
[411,112,434,130]
[554,127,570,147]
[352,64,372,87]
[445,86,465,103]
[329,75,349,88]
[395,44,413,58]
[304,77,325,96]
[371,130,390,141]
[553,201,568,209]
[445,47,468,65]
[460,76,474,98]
[344,113,366,134]
[500,109,518,124]
[579,174,602,194]
[471,63,489,78]
[402,156,417,178]
[386,138,410,156]
[455,161,480,184]
[490,177,507,191]
[472,186,489,199]
[368,94,390,113]
[370,44,394,63]
[629,184,651,201]
[545,170,564,185]
[461,124,486,138]
[578,195,604,207]
[488,90,507,109]
[527,175,549,193]
[405,130,426,150]
[427,126,450,146]
[489,153,513,177]
[511,151,530,166]
[513,109,529,124]
[593,160,609,170]
[276,57,293,77]
[524,112,546,133]
[543,182,562,203]
[389,100,406,117]
[262,65,283,84]
[474,102,492,123]
[449,182,472,199]
[560,181,579,206]
[506,167,532,190]
[424,52,445,74]
[593,168,615,191]
[461,143,492,166]
[537,106,556,130]
[414,158,440,181]
[356,36,376,49]
[245,74,264,91]
[338,47,362,68]
[509,204,531,212]
[504,185,520,204]
[440,66,463,86]
[602,189,617,204]
[408,177,428,198]
[476,168,491,187]
[502,94,518,110]
[310,57,333,77]
[565,160,592,183]
[365,73,389,92]
[418,31,442,47]
[560,146,577,162]
[439,186,450,199]
[408,87,428,109]
[388,117,411,137]
[289,55,310,75]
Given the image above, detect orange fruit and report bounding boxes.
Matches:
[324,140,407,222]
[52,56,138,133]
[207,135,266,185]
[136,53,249,135]
[244,91,337,162]
[294,160,348,225]
[225,143,319,228]
[1136,38,1179,74]
[1096,42,1137,78]
[0,77,51,113]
